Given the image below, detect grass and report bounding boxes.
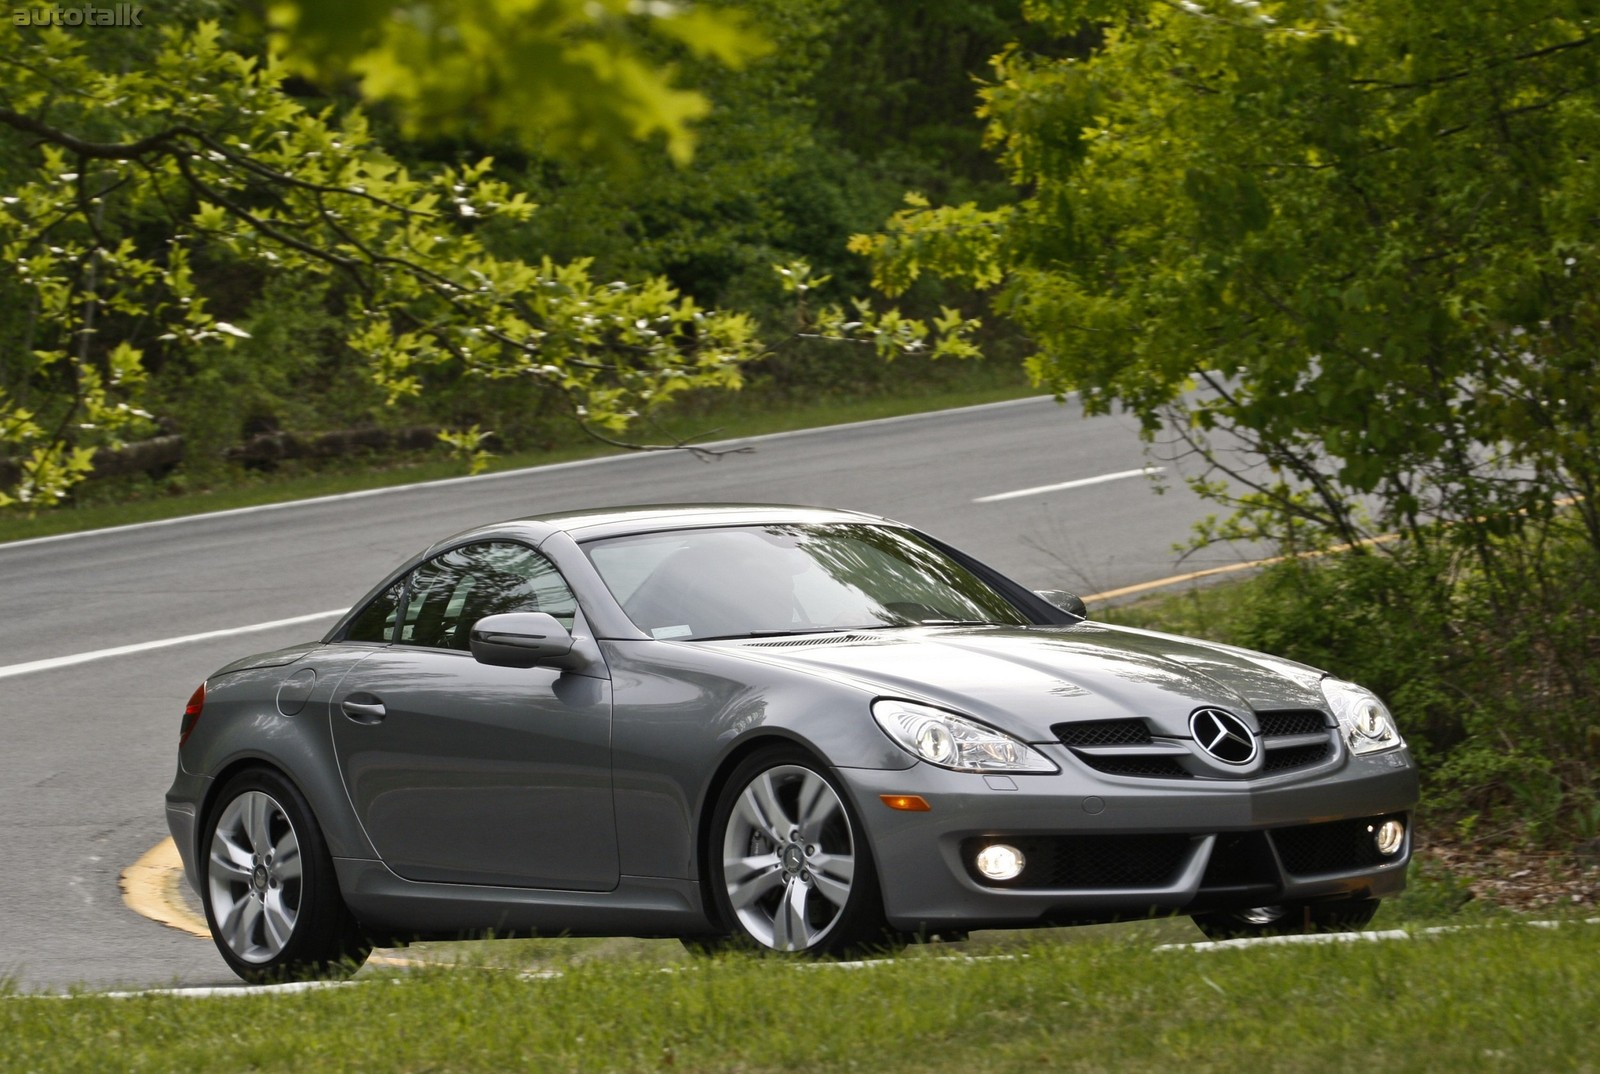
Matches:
[0,368,1037,545]
[7,918,1598,1072]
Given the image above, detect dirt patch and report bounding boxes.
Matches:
[1421,836,1600,913]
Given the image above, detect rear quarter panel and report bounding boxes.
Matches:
[173,645,385,873]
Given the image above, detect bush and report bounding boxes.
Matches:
[1104,520,1600,850]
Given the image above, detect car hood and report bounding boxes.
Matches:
[713,622,1329,741]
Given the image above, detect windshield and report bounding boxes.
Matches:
[583,523,1030,641]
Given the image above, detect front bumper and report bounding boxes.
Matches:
[840,745,1418,931]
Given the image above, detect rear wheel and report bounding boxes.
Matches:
[201,768,370,983]
[706,747,898,957]
[1191,898,1381,941]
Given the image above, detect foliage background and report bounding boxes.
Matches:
[850,0,1600,854]
[0,0,1038,505]
[4,0,1596,866]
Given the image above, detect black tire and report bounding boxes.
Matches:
[200,768,371,983]
[704,746,897,957]
[1191,898,1382,941]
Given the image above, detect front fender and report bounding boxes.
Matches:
[605,640,911,882]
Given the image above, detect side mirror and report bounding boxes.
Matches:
[469,612,576,669]
[1034,589,1088,619]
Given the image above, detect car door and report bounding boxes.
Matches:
[329,539,618,891]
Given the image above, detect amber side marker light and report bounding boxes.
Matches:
[880,794,932,812]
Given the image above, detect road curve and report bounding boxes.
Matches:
[0,395,1257,991]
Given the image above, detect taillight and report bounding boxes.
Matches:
[180,682,206,745]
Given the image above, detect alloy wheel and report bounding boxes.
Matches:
[720,763,857,951]
[207,789,303,964]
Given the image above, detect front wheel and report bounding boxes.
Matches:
[201,768,370,983]
[1191,898,1381,941]
[707,747,896,957]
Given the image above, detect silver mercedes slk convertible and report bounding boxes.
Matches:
[166,504,1418,981]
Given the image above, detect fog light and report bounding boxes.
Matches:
[974,843,1025,882]
[1373,818,1405,856]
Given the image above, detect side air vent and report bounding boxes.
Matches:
[742,633,886,649]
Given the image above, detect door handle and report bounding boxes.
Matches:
[340,697,387,724]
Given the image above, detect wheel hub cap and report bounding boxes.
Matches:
[207,789,303,964]
[721,763,856,952]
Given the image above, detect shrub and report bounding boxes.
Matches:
[1105,519,1599,849]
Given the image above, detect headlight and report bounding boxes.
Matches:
[1321,678,1404,755]
[872,699,1058,773]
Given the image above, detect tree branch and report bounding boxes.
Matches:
[0,108,190,159]
[173,151,371,293]
[574,419,755,462]
[1348,32,1596,92]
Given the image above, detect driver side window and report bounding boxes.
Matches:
[397,541,577,650]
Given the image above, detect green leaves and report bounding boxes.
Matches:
[0,17,776,506]
[848,196,1012,297]
[854,0,1600,555]
[264,0,771,165]
[781,257,983,364]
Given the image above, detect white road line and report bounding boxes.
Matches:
[973,466,1163,504]
[0,609,344,681]
[1,394,1064,551]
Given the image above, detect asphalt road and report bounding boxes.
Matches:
[0,395,1258,992]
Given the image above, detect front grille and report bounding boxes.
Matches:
[1257,710,1327,737]
[962,834,1192,890]
[1053,719,1152,747]
[1271,814,1404,876]
[1058,708,1336,781]
[1199,831,1280,889]
[1256,709,1335,775]
[1082,755,1190,778]
[1054,719,1188,778]
[1262,743,1332,772]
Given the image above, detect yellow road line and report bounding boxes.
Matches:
[120,837,432,968]
[1084,493,1588,603]
[1083,532,1403,603]
[121,837,210,939]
